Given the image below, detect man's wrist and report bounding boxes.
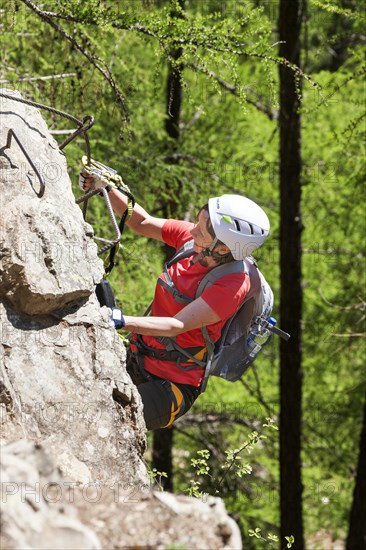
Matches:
[111,307,125,329]
[99,184,113,196]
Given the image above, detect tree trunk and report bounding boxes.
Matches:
[152,427,174,492]
[165,47,183,142]
[151,0,185,492]
[151,54,182,492]
[163,0,184,221]
[346,395,366,549]
[278,0,305,547]
[162,42,183,256]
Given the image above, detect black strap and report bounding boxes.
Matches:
[156,241,196,304]
[105,186,136,275]
[157,275,192,304]
[134,335,206,368]
[165,240,195,268]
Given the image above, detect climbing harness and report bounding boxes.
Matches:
[0,90,134,270]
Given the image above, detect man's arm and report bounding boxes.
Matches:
[123,297,221,337]
[81,172,167,241]
[107,187,167,241]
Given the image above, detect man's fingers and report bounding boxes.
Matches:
[79,171,92,191]
[79,167,106,192]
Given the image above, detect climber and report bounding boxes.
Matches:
[79,171,270,430]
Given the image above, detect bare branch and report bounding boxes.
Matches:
[187,63,279,120]
[331,332,366,338]
[19,0,129,123]
[239,369,276,418]
[176,413,255,429]
[0,73,76,83]
[319,288,366,312]
[18,0,320,94]
[159,153,197,164]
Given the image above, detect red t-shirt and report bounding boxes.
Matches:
[131,219,250,386]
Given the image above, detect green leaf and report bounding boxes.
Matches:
[285,535,295,548]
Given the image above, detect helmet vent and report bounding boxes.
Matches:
[234,219,241,231]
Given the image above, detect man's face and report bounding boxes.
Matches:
[190,209,214,255]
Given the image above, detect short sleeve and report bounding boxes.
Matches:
[200,272,251,320]
[162,219,195,250]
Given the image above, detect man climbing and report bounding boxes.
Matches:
[80,171,270,430]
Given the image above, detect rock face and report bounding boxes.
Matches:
[1,440,243,550]
[0,90,147,487]
[1,440,102,550]
[0,94,102,315]
[0,90,242,550]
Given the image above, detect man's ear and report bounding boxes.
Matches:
[215,243,230,256]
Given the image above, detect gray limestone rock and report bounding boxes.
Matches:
[0,89,147,486]
[1,440,243,550]
[0,89,104,315]
[0,440,102,550]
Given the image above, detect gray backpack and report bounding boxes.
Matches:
[137,240,289,392]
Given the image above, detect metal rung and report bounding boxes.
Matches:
[76,187,121,256]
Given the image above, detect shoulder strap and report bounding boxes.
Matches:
[157,240,196,305]
[242,257,261,302]
[199,257,262,393]
[195,258,251,299]
[166,239,195,268]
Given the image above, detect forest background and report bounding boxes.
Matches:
[1,0,365,548]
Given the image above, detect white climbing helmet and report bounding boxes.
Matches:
[208,194,270,259]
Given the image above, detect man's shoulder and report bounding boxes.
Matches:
[162,219,194,250]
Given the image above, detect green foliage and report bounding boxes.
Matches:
[285,535,295,548]
[1,0,365,546]
[186,448,211,498]
[311,0,366,22]
[147,467,168,490]
[247,527,295,548]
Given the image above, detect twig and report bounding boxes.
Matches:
[319,288,366,312]
[176,413,254,429]
[160,153,197,164]
[331,332,366,338]
[19,0,129,123]
[0,73,76,83]
[187,63,279,120]
[239,369,275,418]
[18,1,320,92]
